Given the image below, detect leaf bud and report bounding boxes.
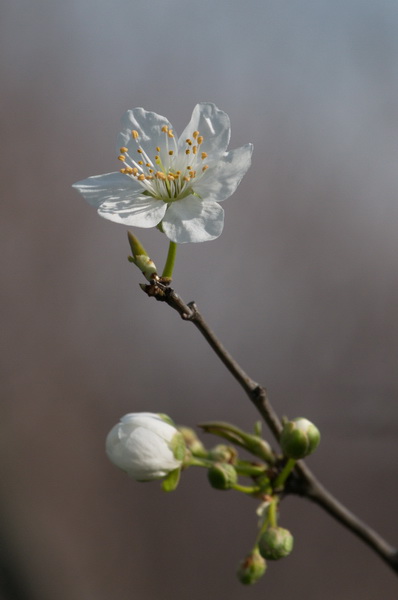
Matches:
[127,231,158,281]
[280,417,321,459]
[207,462,238,490]
[258,527,294,560]
[237,548,267,585]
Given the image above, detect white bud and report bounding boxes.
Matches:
[106,413,185,481]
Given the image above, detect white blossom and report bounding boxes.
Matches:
[105,413,185,481]
[73,103,253,243]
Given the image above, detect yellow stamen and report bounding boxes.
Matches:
[137,149,143,153]
[168,150,174,155]
[168,174,175,181]
[193,146,198,155]
[125,167,134,174]
[183,176,190,182]
[193,131,199,139]
[138,160,143,165]
[168,129,174,138]
[161,125,169,133]
[118,155,126,161]
[185,149,190,155]
[137,174,146,181]
[132,168,139,175]
[186,138,192,145]
[119,147,129,153]
[132,130,139,139]
[202,165,209,172]
[201,152,208,159]
[120,168,126,174]
[156,172,166,180]
[197,136,203,145]
[156,146,161,152]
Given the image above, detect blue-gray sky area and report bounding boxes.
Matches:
[1,1,398,598]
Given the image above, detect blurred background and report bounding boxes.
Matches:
[1,0,398,598]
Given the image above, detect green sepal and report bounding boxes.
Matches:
[161,468,181,492]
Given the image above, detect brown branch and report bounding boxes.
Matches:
[142,281,398,575]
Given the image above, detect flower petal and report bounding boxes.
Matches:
[194,144,253,203]
[117,108,177,164]
[98,195,167,228]
[72,172,140,208]
[178,103,231,160]
[73,172,167,227]
[162,196,224,243]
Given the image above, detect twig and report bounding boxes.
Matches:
[141,281,398,575]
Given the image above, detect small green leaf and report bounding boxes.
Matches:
[161,468,181,492]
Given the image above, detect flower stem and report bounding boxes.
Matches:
[162,241,177,280]
[273,458,296,490]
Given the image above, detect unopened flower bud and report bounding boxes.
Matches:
[208,444,237,463]
[280,417,321,459]
[258,527,294,560]
[207,462,238,490]
[178,427,206,456]
[237,548,267,585]
[106,412,186,481]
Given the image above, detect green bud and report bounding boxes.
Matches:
[207,462,238,490]
[127,232,158,282]
[258,527,294,560]
[280,417,321,459]
[177,427,206,457]
[199,421,275,464]
[237,548,267,585]
[208,444,237,463]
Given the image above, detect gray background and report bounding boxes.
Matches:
[1,0,398,598]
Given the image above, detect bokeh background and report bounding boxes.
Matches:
[1,0,398,598]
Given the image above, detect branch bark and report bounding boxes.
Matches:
[142,281,398,575]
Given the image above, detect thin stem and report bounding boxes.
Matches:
[140,281,398,575]
[273,458,296,490]
[162,241,177,280]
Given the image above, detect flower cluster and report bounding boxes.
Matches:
[73,103,253,243]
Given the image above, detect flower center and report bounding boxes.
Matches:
[118,126,209,202]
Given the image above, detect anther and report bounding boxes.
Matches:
[132,168,139,175]
[118,155,126,162]
[156,146,161,152]
[197,136,203,145]
[156,172,166,180]
[138,161,143,165]
[168,130,174,138]
[161,125,169,133]
[137,174,146,181]
[185,149,190,155]
[201,152,208,159]
[131,130,139,139]
[137,149,143,153]
[120,168,126,174]
[186,138,192,145]
[120,147,129,153]
[193,146,198,155]
[168,175,175,181]
[202,165,209,172]
[168,150,174,155]
[193,131,199,139]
